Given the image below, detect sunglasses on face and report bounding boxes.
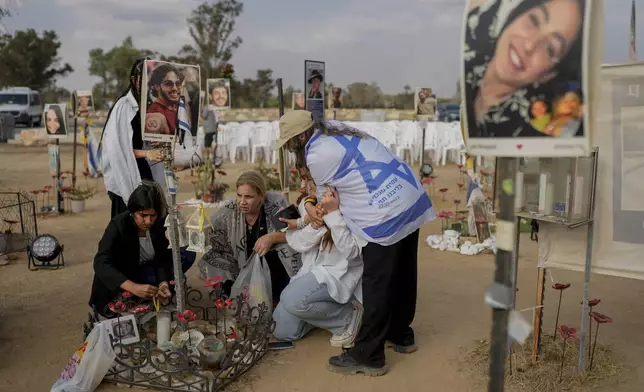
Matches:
[162,80,183,88]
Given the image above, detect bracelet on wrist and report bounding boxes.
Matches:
[304,197,316,205]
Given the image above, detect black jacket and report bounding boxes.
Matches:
[89,211,173,315]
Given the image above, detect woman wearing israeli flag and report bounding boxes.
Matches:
[275,110,435,376]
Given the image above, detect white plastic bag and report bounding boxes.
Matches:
[51,322,116,392]
[230,252,273,314]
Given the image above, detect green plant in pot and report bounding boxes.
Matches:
[68,186,96,213]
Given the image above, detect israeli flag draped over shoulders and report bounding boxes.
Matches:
[306,121,435,246]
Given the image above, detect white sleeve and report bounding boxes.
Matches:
[286,225,326,254]
[306,139,337,200]
[323,210,366,260]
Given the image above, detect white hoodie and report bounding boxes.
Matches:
[285,200,364,304]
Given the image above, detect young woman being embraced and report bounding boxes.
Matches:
[274,175,364,348]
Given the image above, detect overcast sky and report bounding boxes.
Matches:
[2,0,642,96]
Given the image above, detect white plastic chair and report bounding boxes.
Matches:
[229,122,251,163]
[250,122,275,163]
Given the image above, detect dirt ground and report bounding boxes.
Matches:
[0,144,642,392]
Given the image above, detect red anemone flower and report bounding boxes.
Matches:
[591,312,613,324]
[552,283,571,290]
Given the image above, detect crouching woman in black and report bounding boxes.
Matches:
[89,182,173,317]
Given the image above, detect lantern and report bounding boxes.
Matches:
[185,204,212,253]
[164,208,188,249]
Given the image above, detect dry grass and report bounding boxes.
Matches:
[463,332,624,392]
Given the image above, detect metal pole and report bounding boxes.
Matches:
[72,94,78,189]
[578,149,599,371]
[55,139,64,213]
[276,78,289,200]
[163,144,186,332]
[492,157,499,211]
[488,157,517,392]
[420,125,427,169]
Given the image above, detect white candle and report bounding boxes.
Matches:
[538,174,549,213]
[544,183,555,215]
[157,311,171,347]
[515,172,524,212]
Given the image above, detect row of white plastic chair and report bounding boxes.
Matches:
[212,121,465,165]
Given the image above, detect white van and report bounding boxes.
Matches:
[0,87,42,127]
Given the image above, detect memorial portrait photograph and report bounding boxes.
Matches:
[207,78,231,110]
[462,0,592,156]
[75,90,94,118]
[141,60,201,143]
[43,103,68,139]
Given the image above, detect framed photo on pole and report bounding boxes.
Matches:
[304,60,325,121]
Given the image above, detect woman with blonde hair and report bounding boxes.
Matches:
[197,171,301,305]
[273,169,364,348]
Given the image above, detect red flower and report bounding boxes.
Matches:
[439,188,448,193]
[95,170,102,175]
[191,180,197,185]
[41,188,49,194]
[51,175,57,179]
[457,164,463,169]
[130,304,152,316]
[454,199,461,204]
[475,217,488,223]
[205,276,224,288]
[108,301,127,313]
[31,190,40,195]
[208,184,217,191]
[121,291,133,298]
[177,309,196,323]
[82,170,89,177]
[437,210,454,219]
[61,176,67,180]
[225,298,233,307]
[289,168,297,174]
[169,280,175,286]
[552,283,571,290]
[457,183,464,189]
[591,312,613,324]
[558,325,577,339]
[581,298,601,307]
[215,299,225,309]
[272,168,278,173]
[60,186,72,193]
[421,177,432,184]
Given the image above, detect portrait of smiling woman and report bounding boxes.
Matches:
[463,0,588,142]
[44,104,68,139]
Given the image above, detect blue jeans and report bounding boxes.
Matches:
[272,272,353,341]
[181,247,197,273]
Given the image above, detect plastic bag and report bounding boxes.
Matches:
[230,252,273,315]
[51,322,116,392]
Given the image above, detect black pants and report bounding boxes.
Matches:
[109,191,128,218]
[348,230,419,367]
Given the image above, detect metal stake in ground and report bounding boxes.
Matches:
[72,93,78,189]
[162,143,186,331]
[487,157,517,392]
[276,78,289,201]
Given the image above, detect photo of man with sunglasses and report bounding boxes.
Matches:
[145,62,186,136]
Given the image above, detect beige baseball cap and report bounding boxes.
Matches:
[275,110,314,150]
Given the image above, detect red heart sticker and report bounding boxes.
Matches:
[516,144,523,150]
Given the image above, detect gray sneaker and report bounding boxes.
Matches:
[330,300,363,348]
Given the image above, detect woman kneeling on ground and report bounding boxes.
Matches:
[274,174,364,348]
[197,171,301,306]
[89,182,173,317]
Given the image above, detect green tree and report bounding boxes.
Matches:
[88,36,154,106]
[344,82,384,108]
[181,0,243,84]
[0,29,73,90]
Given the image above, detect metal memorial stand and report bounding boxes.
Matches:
[72,93,78,189]
[486,157,518,392]
[55,138,64,213]
[514,149,599,372]
[276,78,289,201]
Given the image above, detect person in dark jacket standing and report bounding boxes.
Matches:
[89,182,173,317]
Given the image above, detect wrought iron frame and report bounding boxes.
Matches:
[100,289,275,392]
[0,191,38,260]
